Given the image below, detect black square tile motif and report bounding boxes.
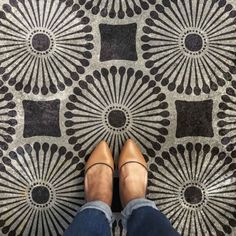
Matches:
[175,100,213,138]
[99,23,138,61]
[23,99,61,138]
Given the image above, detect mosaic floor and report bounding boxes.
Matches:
[0,0,236,235]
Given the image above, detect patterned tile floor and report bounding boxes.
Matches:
[0,0,236,235]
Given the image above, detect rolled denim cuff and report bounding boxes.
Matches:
[121,198,158,230]
[80,201,113,228]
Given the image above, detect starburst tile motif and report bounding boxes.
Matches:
[0,83,17,157]
[217,81,236,156]
[78,0,157,19]
[0,0,94,95]
[0,142,85,236]
[64,66,170,159]
[148,143,236,236]
[112,216,123,236]
[142,0,236,95]
[0,0,235,235]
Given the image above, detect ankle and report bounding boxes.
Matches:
[86,191,112,206]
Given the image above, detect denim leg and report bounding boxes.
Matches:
[64,201,113,236]
[121,198,180,236]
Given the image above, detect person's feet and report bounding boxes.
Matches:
[85,141,114,206]
[118,139,148,207]
[84,139,147,208]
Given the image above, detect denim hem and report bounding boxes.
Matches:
[80,201,114,228]
[121,198,158,230]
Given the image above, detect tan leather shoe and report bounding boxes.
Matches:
[118,139,148,207]
[85,141,114,174]
[118,139,147,171]
[85,141,114,206]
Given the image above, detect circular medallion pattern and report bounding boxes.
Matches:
[64,66,170,159]
[217,82,236,156]
[0,83,17,157]
[148,143,236,235]
[0,0,94,95]
[0,142,85,236]
[78,0,156,19]
[142,0,236,95]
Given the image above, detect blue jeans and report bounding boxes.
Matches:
[64,198,180,236]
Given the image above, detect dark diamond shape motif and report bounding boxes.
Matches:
[23,99,61,137]
[175,100,213,138]
[99,23,138,61]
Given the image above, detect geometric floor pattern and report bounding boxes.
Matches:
[0,0,236,235]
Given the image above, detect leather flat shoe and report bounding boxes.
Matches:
[118,139,147,172]
[85,141,114,174]
[118,139,148,207]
